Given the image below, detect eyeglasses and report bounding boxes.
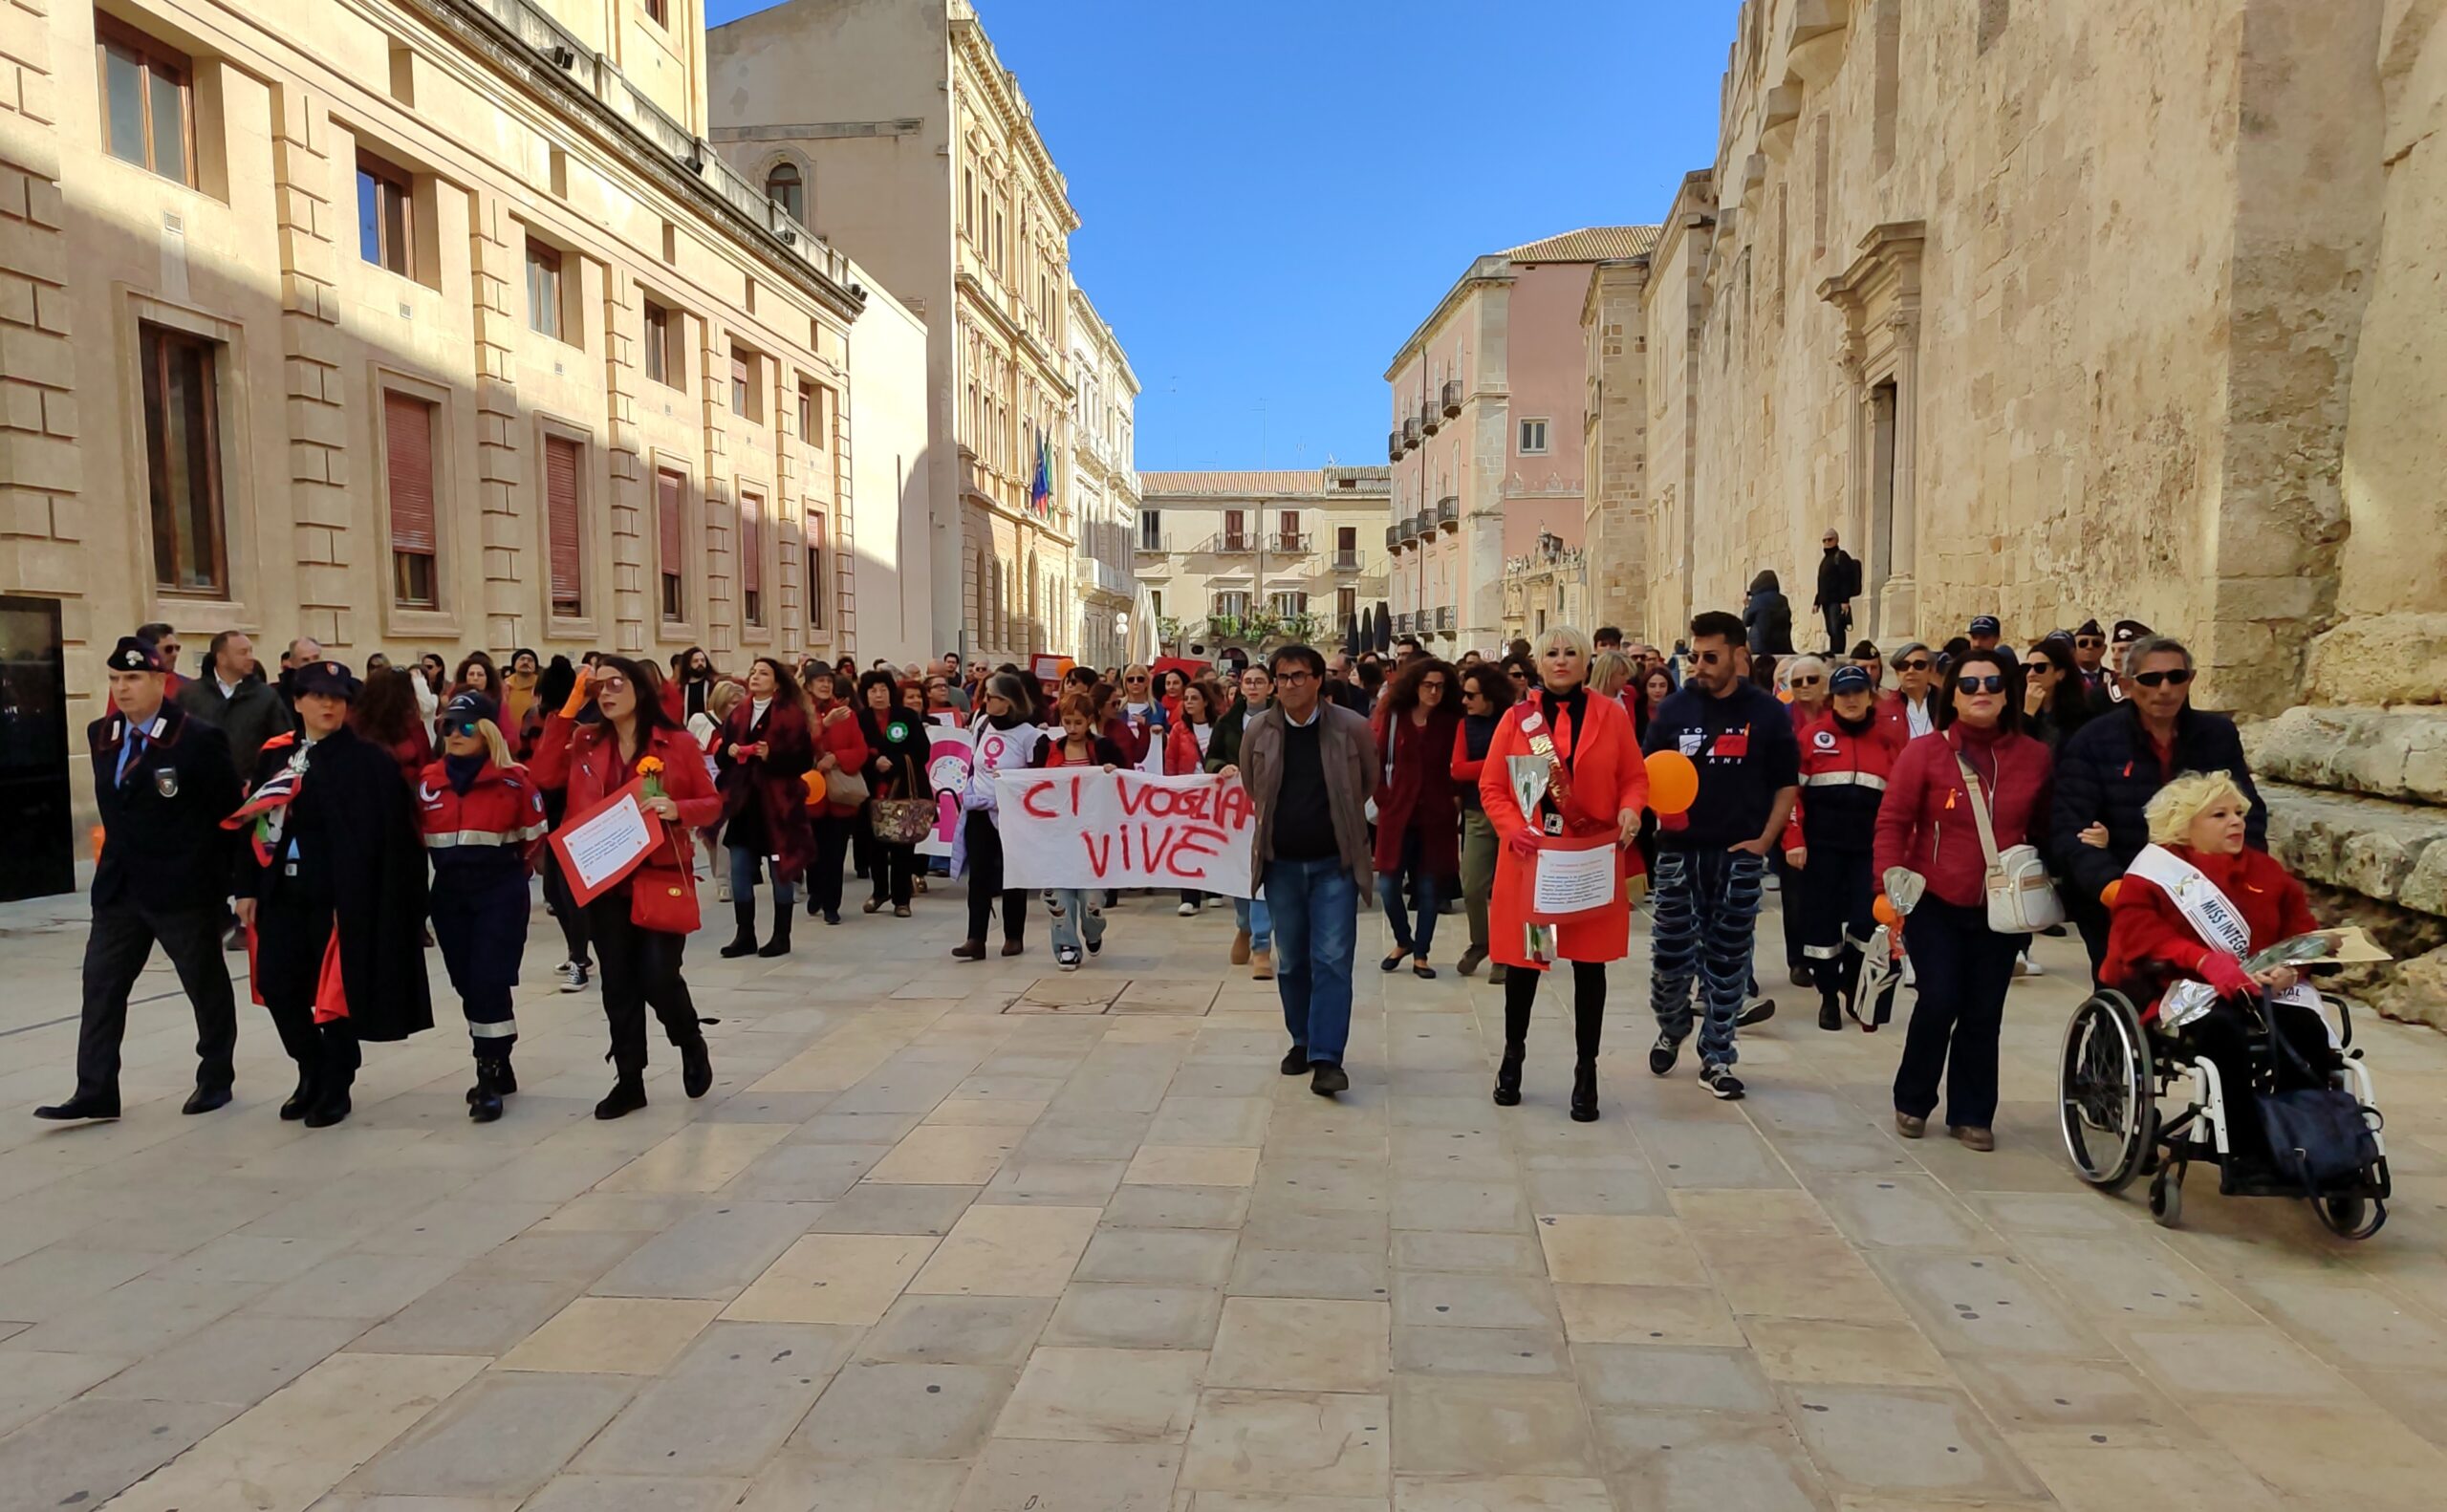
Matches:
[1790,676,1822,687]
[2133,668,2195,689]
[1958,675,2007,695]
[446,721,482,736]
[1899,659,1931,672]
[1421,680,1446,691]
[1275,669,1315,682]
[594,676,629,693]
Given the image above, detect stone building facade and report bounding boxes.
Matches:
[1135,468,1390,663]
[708,0,1107,667]
[1068,287,1137,669]
[0,0,928,845]
[1639,0,2447,1022]
[1579,257,1650,642]
[1384,227,1654,658]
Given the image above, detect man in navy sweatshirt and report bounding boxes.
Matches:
[1641,612,1801,1100]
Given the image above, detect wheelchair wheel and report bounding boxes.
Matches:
[2316,1193,2385,1241]
[2149,1161,2184,1228]
[2060,992,2155,1192]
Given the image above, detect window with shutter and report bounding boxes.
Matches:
[807,510,828,631]
[740,490,765,627]
[384,391,438,606]
[139,322,227,594]
[657,467,686,622]
[545,435,582,616]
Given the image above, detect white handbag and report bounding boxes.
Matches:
[1954,751,2064,934]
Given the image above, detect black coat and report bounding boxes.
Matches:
[2051,702,2266,902]
[1744,588,1795,656]
[1813,549,1862,610]
[239,726,433,1042]
[88,701,240,914]
[175,671,291,775]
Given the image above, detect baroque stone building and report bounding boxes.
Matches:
[0,0,928,864]
[1068,287,1138,668]
[1616,0,2447,1021]
[709,0,1110,667]
[1135,468,1390,663]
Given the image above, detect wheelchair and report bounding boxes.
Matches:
[2058,986,2389,1239]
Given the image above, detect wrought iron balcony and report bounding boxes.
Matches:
[1437,606,1456,632]
[1401,417,1421,451]
[1441,379,1462,418]
[1436,495,1459,530]
[1387,429,1402,463]
[1333,551,1362,572]
[1385,525,1400,552]
[1411,510,1432,540]
[1420,398,1440,437]
[1271,531,1307,554]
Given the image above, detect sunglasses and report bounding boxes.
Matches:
[1695,650,1728,665]
[445,720,483,736]
[2133,668,2195,689]
[1790,676,1822,687]
[1958,675,2007,694]
[1899,659,1931,672]
[594,676,630,693]
[2074,637,2104,648]
[1127,676,1148,683]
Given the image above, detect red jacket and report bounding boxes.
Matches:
[529,713,721,933]
[717,697,816,880]
[1785,712,1902,854]
[1873,724,2054,911]
[1877,690,1938,746]
[1371,704,1461,875]
[414,757,548,871]
[1480,691,1647,969]
[1163,720,1214,776]
[2104,845,2317,1006]
[801,703,872,818]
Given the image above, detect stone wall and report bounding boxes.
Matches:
[1581,260,1650,640]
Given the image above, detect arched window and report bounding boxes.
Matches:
[765,162,805,223]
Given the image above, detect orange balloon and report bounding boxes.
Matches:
[1645,749,1700,816]
[2100,879,2121,908]
[1873,894,1899,927]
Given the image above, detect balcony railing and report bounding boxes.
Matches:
[1411,510,1431,540]
[1198,532,1255,554]
[1386,429,1402,463]
[1333,551,1362,572]
[1271,532,1307,554]
[1420,398,1440,437]
[1437,607,1456,632]
[1385,525,1400,552]
[1436,495,1459,530]
[1441,379,1462,418]
[1401,417,1421,451]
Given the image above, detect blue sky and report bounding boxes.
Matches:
[707,0,1741,471]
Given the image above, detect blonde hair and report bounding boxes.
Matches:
[1588,650,1634,698]
[443,717,515,769]
[1536,624,1593,665]
[2145,770,2252,847]
[705,680,746,723]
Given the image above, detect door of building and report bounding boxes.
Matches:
[0,595,73,899]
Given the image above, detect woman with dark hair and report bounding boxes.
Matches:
[1450,660,1517,982]
[518,656,572,761]
[1371,657,1462,977]
[953,672,1044,961]
[1744,570,1795,657]
[1873,648,2052,1151]
[1165,678,1229,915]
[1501,653,1534,702]
[350,667,433,787]
[663,646,718,725]
[2022,637,2092,750]
[530,656,721,1119]
[799,669,872,926]
[715,656,815,958]
[856,670,932,916]
[452,650,501,703]
[531,656,592,990]
[1636,666,1675,742]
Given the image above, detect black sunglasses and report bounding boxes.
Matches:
[2133,668,2195,689]
[1790,676,1822,687]
[1958,674,2007,695]
[1898,658,1931,672]
[2074,636,2105,648]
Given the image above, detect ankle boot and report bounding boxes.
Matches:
[491,1050,517,1095]
[466,1059,505,1123]
[720,898,759,958]
[1570,1061,1599,1123]
[595,1074,648,1119]
[1493,1048,1525,1107]
[304,1026,357,1129]
[757,901,792,958]
[279,1065,316,1121]
[680,1035,713,1099]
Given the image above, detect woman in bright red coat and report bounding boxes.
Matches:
[529,656,721,1120]
[1372,659,1462,977]
[1480,628,1649,1121]
[714,657,815,958]
[798,669,872,926]
[1164,678,1228,916]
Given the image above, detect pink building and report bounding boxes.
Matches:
[1384,227,1658,652]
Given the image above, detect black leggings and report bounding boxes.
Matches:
[585,896,703,1077]
[807,813,854,917]
[1503,961,1609,1065]
[964,811,1029,944]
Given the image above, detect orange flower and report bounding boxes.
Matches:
[636,756,665,775]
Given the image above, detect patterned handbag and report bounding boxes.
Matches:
[869,755,933,844]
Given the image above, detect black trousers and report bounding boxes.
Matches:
[1822,603,1850,655]
[539,844,590,967]
[585,896,703,1077]
[850,803,876,878]
[1892,898,2022,1128]
[75,900,240,1099]
[2068,887,2112,988]
[1503,961,1608,1065]
[964,810,1028,944]
[1795,847,1877,1014]
[429,869,528,1060]
[870,838,918,906]
[807,813,854,917]
[255,891,334,1071]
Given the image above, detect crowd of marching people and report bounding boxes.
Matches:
[36,565,2317,1183]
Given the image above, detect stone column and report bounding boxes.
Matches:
[466,188,525,653]
[269,84,351,648]
[698,317,734,656]
[600,268,646,652]
[1881,309,1920,638]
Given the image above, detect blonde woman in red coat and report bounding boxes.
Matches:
[1480,626,1650,1121]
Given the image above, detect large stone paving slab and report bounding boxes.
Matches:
[0,885,2443,1507]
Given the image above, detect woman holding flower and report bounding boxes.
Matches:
[531,654,722,1119]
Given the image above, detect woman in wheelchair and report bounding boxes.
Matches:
[2102,771,2336,1170]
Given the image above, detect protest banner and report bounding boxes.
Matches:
[995,768,1256,896]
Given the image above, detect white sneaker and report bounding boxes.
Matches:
[558,960,591,993]
[1177,901,1198,918]
[715,879,732,902]
[1056,946,1082,971]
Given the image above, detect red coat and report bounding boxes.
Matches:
[1872,724,2053,911]
[1784,712,1902,854]
[529,713,721,933]
[413,757,548,854]
[1877,690,1938,746]
[379,724,433,788]
[716,697,816,881]
[802,703,872,818]
[1371,705,1461,875]
[1164,720,1215,776]
[1480,691,1647,969]
[2104,844,2317,1006]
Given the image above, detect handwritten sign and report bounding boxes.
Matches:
[549,781,665,905]
[1527,833,1621,921]
[996,769,1256,896]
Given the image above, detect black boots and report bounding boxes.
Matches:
[595,1075,648,1120]
[757,903,791,958]
[303,1024,358,1129]
[681,1034,713,1099]
[467,1052,513,1123]
[278,1067,315,1121]
[720,899,759,958]
[1493,1048,1524,1107]
[1570,1061,1599,1123]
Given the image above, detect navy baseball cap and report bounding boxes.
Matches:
[1968,615,2002,637]
[444,691,497,729]
[1830,665,1875,696]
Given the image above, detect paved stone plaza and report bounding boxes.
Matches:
[1,882,2444,1511]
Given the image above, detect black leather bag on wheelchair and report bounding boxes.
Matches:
[2253,1011,2382,1233]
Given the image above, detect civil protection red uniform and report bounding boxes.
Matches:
[530,713,721,933]
[1480,692,1648,970]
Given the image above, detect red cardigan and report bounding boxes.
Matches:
[2104,845,2317,1004]
[529,713,721,933]
[1872,724,2053,911]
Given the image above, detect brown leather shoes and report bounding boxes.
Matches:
[1895,1111,1927,1138]
[1951,1125,1996,1152]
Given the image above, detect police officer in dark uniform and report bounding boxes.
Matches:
[233,659,432,1128]
[36,636,243,1121]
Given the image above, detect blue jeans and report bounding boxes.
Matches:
[1375,826,1440,958]
[728,845,796,909]
[1235,895,1272,951]
[1264,855,1358,1066]
[1049,888,1105,956]
[1649,848,1767,1066]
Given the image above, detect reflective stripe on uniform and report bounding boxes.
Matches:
[1802,771,1887,789]
[469,1018,518,1038]
[422,824,549,848]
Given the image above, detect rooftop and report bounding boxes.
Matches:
[1138,467,1392,499]
[1503,226,1662,263]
